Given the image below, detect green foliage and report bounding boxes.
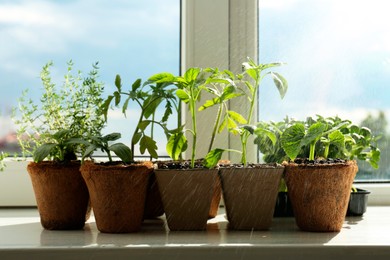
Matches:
[149,68,215,168]
[13,61,106,162]
[0,152,8,171]
[275,115,381,168]
[102,73,178,162]
[81,133,132,163]
[235,58,288,165]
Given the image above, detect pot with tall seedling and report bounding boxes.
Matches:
[149,67,223,231]
[280,115,380,232]
[79,74,177,233]
[204,58,288,230]
[13,61,105,230]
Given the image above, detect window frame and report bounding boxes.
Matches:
[0,0,389,207]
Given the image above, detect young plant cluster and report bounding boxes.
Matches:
[255,116,381,168]
[13,61,106,163]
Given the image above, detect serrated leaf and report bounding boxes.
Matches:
[139,135,158,159]
[122,96,131,116]
[109,143,132,163]
[218,115,228,133]
[270,72,288,99]
[132,132,142,145]
[245,68,259,81]
[132,78,142,92]
[166,132,187,160]
[227,117,238,130]
[102,95,114,121]
[281,123,305,160]
[143,96,162,119]
[199,98,219,111]
[138,120,151,131]
[162,101,173,122]
[228,110,247,124]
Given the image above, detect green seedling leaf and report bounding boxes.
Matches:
[360,127,372,138]
[33,143,57,162]
[254,128,277,146]
[52,129,70,141]
[228,110,247,124]
[140,135,158,159]
[199,98,219,111]
[102,95,114,121]
[218,115,228,133]
[166,132,187,160]
[132,78,142,92]
[184,67,201,83]
[143,96,162,119]
[241,125,256,135]
[148,72,176,83]
[103,132,121,142]
[138,120,151,131]
[109,143,132,163]
[271,72,288,99]
[329,130,345,150]
[281,123,305,160]
[204,149,225,169]
[301,122,327,146]
[176,89,190,103]
[115,74,122,91]
[132,132,143,145]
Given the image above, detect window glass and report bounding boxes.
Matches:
[259,0,389,180]
[0,0,180,157]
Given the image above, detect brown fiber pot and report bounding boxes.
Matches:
[27,161,90,230]
[80,161,152,233]
[220,165,284,230]
[284,160,358,232]
[155,168,219,231]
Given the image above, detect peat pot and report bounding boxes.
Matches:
[155,168,219,231]
[284,160,358,232]
[27,161,90,230]
[80,161,152,233]
[219,164,284,230]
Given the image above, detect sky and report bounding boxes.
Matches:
[259,0,390,127]
[0,0,180,155]
[1,0,390,157]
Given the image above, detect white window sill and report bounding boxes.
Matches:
[0,207,390,259]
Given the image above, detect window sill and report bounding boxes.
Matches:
[1,207,390,259]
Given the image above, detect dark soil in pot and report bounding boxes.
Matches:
[284,160,358,232]
[80,161,152,233]
[347,188,370,216]
[219,163,284,230]
[27,161,90,230]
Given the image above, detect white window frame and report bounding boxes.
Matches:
[0,0,389,207]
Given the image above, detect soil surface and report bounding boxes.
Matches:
[288,158,347,165]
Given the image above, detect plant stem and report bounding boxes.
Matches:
[208,104,223,152]
[324,145,329,159]
[190,97,197,168]
[309,143,315,161]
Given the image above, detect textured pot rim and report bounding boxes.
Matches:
[219,163,284,170]
[283,159,357,169]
